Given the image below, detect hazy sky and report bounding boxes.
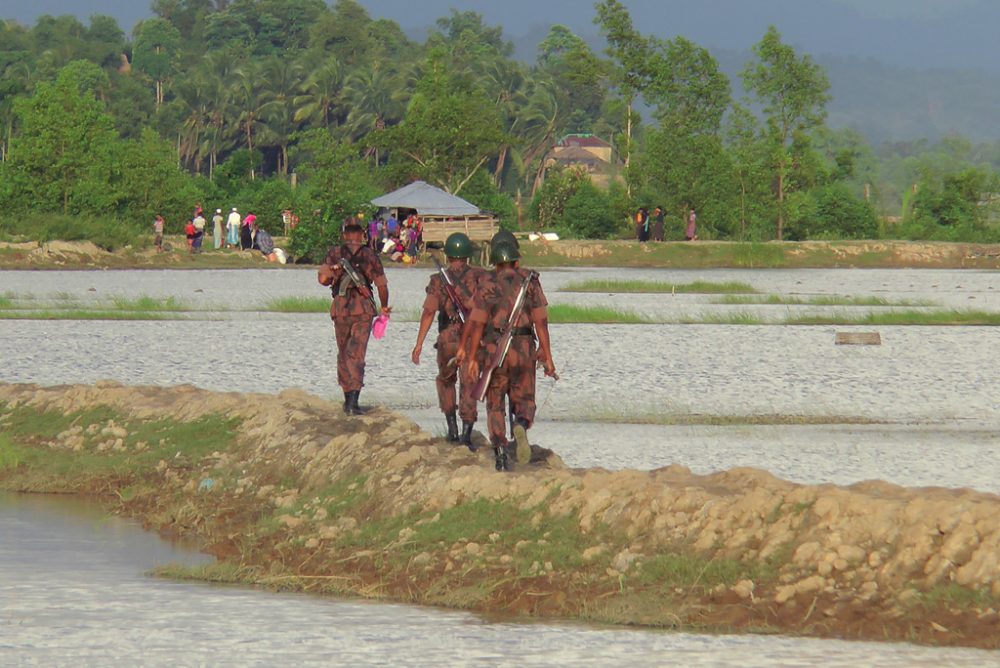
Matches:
[2,0,996,70]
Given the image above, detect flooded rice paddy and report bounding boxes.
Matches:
[2,266,999,664]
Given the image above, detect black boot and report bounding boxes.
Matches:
[460,421,477,451]
[445,412,459,442]
[512,417,531,465]
[344,390,365,416]
[493,444,510,472]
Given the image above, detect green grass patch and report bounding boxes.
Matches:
[0,310,179,320]
[785,309,1000,326]
[559,279,756,294]
[919,584,998,609]
[110,296,186,311]
[265,296,331,313]
[0,295,12,309]
[636,551,778,590]
[0,403,241,489]
[547,304,653,324]
[715,294,936,307]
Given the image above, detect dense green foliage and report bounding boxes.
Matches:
[0,1,999,246]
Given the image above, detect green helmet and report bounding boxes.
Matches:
[444,232,473,259]
[491,229,519,249]
[490,241,520,265]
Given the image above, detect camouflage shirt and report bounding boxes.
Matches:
[469,266,547,336]
[322,242,387,319]
[422,262,483,330]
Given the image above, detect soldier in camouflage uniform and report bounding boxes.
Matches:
[318,219,391,415]
[411,233,483,449]
[458,242,556,471]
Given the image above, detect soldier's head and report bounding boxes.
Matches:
[490,241,520,269]
[342,220,364,243]
[444,232,473,262]
[491,229,519,250]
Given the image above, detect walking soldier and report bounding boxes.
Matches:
[318,219,391,415]
[458,242,557,471]
[411,233,483,448]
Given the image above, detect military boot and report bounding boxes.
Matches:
[512,417,531,465]
[460,421,477,452]
[344,390,365,416]
[445,412,459,442]
[493,444,510,472]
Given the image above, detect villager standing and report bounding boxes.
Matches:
[635,207,650,242]
[411,233,483,448]
[458,242,556,471]
[686,208,698,241]
[152,214,164,253]
[226,208,241,248]
[652,206,665,242]
[318,219,391,415]
[212,209,224,249]
[192,211,206,253]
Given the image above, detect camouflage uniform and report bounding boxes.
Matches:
[469,266,548,448]
[421,263,483,423]
[321,242,387,392]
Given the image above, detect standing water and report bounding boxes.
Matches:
[2,267,999,663]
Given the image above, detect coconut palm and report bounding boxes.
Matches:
[517,79,562,197]
[293,58,343,130]
[340,61,407,160]
[258,57,305,176]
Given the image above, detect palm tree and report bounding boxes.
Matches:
[517,80,562,198]
[483,59,527,186]
[231,62,270,179]
[174,74,213,173]
[340,61,407,161]
[258,57,304,176]
[293,58,342,130]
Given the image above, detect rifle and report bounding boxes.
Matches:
[338,257,378,312]
[431,255,469,324]
[473,270,537,402]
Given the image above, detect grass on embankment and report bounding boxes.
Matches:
[0,403,240,492]
[559,280,756,294]
[715,294,937,307]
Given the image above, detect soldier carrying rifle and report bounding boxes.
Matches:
[411,232,484,449]
[457,241,557,471]
[318,218,391,415]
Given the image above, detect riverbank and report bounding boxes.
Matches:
[1,382,998,648]
[3,238,1000,270]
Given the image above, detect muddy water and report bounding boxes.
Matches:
[2,267,1000,663]
[2,491,994,667]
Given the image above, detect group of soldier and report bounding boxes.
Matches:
[317,219,557,472]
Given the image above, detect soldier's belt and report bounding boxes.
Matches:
[488,326,534,338]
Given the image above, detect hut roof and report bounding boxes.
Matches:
[371,181,480,217]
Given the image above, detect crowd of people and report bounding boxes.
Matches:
[156,203,285,263]
[364,212,423,263]
[319,220,557,473]
[634,206,697,242]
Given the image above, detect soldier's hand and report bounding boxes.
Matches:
[318,264,335,286]
[544,361,558,379]
[466,358,479,381]
[381,305,392,315]
[411,346,421,365]
[454,347,466,365]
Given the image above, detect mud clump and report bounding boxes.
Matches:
[1,381,998,648]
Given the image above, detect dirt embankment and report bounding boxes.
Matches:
[1,381,999,648]
[4,238,1000,270]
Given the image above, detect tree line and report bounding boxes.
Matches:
[0,0,998,260]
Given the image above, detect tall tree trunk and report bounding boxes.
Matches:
[494,145,509,186]
[777,170,784,241]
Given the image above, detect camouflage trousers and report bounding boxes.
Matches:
[334,317,372,392]
[484,336,536,447]
[435,325,478,423]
